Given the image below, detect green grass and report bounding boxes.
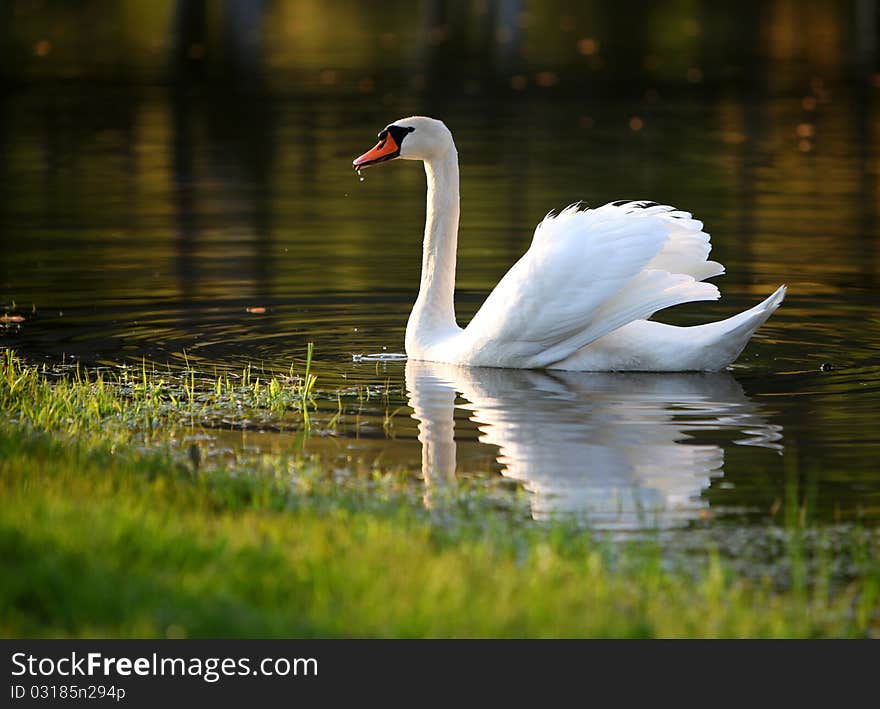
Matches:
[1,348,318,437]
[1,350,878,637]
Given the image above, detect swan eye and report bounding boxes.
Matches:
[386,125,415,145]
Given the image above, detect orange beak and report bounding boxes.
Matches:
[353,133,401,169]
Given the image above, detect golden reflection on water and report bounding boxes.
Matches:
[3,85,876,301]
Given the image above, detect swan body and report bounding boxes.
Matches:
[353,116,785,372]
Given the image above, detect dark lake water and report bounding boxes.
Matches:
[1,1,879,547]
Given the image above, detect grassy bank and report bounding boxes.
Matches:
[1,351,878,637]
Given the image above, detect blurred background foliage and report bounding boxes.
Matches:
[1,1,877,90]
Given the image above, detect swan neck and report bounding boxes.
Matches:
[412,149,459,336]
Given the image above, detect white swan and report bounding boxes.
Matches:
[353,116,785,371]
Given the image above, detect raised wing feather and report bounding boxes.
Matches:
[462,202,722,367]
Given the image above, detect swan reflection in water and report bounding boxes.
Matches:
[405,361,782,529]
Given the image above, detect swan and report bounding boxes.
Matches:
[353,116,785,371]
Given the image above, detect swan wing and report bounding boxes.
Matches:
[462,202,722,367]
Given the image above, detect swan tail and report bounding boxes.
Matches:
[688,284,787,369]
[706,284,786,339]
[549,285,786,372]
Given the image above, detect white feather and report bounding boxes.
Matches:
[458,202,723,367]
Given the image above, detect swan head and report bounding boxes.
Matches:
[353,116,453,169]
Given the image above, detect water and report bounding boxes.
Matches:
[1,2,879,545]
